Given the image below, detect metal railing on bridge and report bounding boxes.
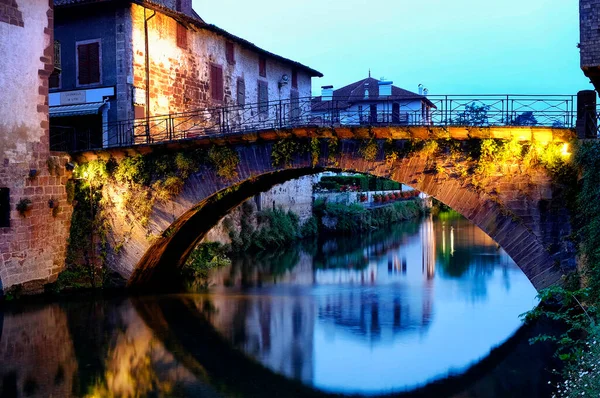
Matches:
[49,94,577,152]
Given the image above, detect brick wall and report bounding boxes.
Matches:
[0,0,24,27]
[0,0,72,294]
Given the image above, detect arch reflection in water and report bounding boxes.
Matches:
[199,213,539,394]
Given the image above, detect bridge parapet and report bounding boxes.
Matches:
[51,94,577,152]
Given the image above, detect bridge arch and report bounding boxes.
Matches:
[108,133,572,291]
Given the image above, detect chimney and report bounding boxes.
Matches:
[378,78,393,97]
[176,0,193,15]
[418,84,423,95]
[321,85,333,101]
[423,88,429,96]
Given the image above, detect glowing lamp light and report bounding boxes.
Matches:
[561,143,571,159]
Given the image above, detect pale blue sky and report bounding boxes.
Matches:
[192,0,590,96]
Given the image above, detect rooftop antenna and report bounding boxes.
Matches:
[368,69,371,78]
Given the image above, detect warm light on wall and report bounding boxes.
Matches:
[561,143,571,158]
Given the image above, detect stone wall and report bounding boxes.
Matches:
[129,3,313,127]
[580,0,600,90]
[0,0,72,294]
[203,175,316,244]
[74,125,575,291]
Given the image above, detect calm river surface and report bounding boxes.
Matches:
[0,213,558,397]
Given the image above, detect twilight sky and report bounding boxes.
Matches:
[192,0,590,96]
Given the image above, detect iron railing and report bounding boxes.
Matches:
[49,94,577,152]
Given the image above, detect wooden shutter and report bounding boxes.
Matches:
[226,42,235,64]
[210,64,223,101]
[88,42,100,83]
[237,79,245,106]
[259,56,266,77]
[177,23,187,49]
[77,42,100,85]
[292,69,298,89]
[77,44,89,85]
[49,71,60,89]
[258,80,268,114]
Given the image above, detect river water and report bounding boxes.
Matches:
[0,212,558,397]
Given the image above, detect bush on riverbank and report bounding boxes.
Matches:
[314,198,425,234]
[228,203,318,252]
[181,242,231,289]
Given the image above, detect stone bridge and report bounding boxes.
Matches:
[74,124,576,292]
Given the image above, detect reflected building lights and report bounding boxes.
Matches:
[421,215,436,280]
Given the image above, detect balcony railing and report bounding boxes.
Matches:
[49,94,577,152]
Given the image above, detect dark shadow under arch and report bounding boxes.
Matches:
[128,167,323,290]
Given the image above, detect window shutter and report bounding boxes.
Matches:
[292,69,298,89]
[210,64,223,101]
[226,42,235,64]
[259,56,266,77]
[258,81,268,114]
[77,42,100,85]
[77,44,89,85]
[177,23,187,49]
[49,71,60,89]
[237,79,245,106]
[88,42,100,84]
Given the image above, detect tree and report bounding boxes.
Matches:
[450,102,490,126]
[512,111,538,126]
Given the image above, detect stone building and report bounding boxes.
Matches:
[580,0,600,92]
[50,0,322,150]
[0,1,72,295]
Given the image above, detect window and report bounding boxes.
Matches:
[259,56,266,77]
[226,41,235,65]
[77,40,100,86]
[49,71,60,89]
[258,80,268,115]
[0,188,9,228]
[210,64,223,101]
[291,69,298,89]
[176,23,187,49]
[237,78,245,106]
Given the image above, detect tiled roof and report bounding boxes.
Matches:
[312,77,435,111]
[53,0,322,77]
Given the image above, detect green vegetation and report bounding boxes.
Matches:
[208,145,239,180]
[229,202,317,252]
[271,137,302,167]
[359,138,379,161]
[182,242,231,282]
[314,198,425,234]
[520,140,600,397]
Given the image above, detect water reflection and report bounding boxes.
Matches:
[0,213,553,397]
[201,214,538,394]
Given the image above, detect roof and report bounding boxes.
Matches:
[49,102,107,118]
[311,77,435,111]
[53,0,322,77]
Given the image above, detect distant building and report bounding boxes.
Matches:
[311,75,436,126]
[49,0,322,150]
